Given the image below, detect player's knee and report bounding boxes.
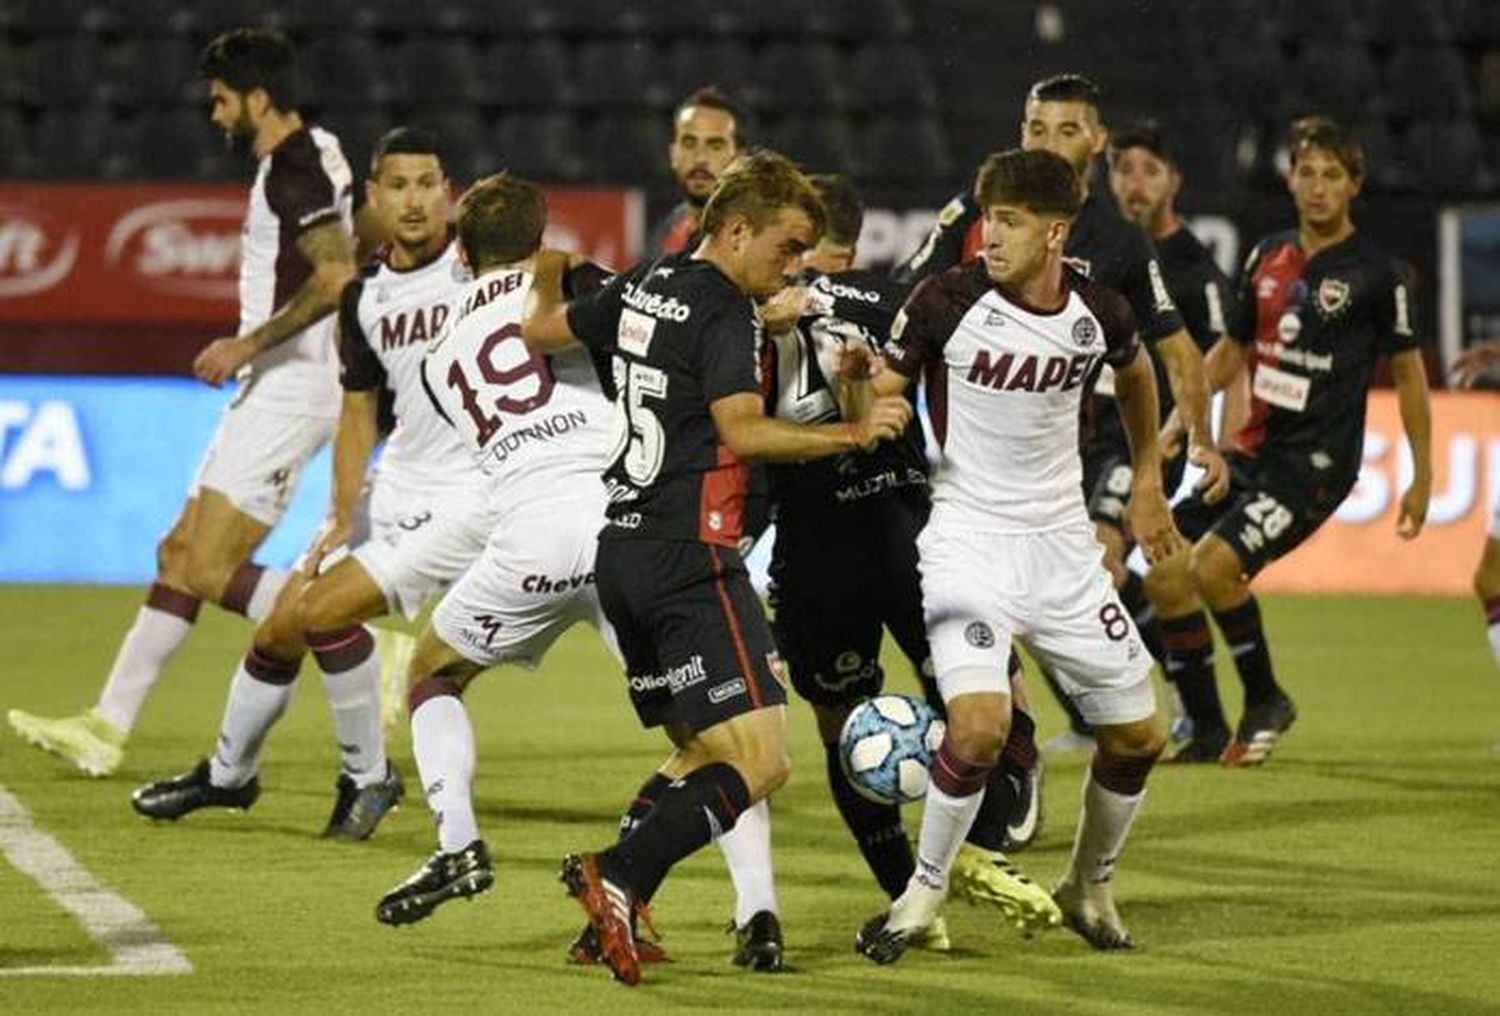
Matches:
[155,531,191,586]
[1143,553,1192,608]
[944,695,1009,766]
[1189,541,1242,604]
[252,601,305,660]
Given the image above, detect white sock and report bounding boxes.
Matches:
[718,798,778,925]
[245,567,287,622]
[914,784,986,890]
[209,661,294,788]
[95,606,195,732]
[1488,621,1500,667]
[317,632,386,788]
[411,695,479,853]
[1064,772,1145,887]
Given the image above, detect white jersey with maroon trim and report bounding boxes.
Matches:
[885,261,1140,534]
[339,239,482,491]
[237,125,354,417]
[422,266,613,505]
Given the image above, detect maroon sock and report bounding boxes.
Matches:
[221,563,266,617]
[146,582,201,622]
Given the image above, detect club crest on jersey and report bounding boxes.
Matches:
[1316,278,1350,317]
[964,621,995,649]
[1071,317,1098,346]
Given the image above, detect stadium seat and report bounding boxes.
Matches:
[21,35,102,107]
[1365,0,1450,49]
[302,35,397,109]
[1477,49,1500,124]
[754,42,847,113]
[848,42,937,114]
[128,35,202,107]
[484,38,574,112]
[317,108,387,178]
[494,112,585,182]
[1287,41,1382,123]
[1353,117,1404,191]
[136,107,220,179]
[572,39,671,113]
[1271,0,1364,44]
[859,115,951,186]
[0,107,37,176]
[1446,0,1500,45]
[34,105,135,178]
[582,113,668,184]
[769,113,858,176]
[666,38,754,103]
[1384,46,1472,121]
[1400,120,1484,194]
[399,37,484,108]
[804,0,913,42]
[423,109,486,182]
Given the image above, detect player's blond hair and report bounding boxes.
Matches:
[699,150,826,240]
[456,173,547,270]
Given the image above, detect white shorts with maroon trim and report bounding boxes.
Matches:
[190,399,333,527]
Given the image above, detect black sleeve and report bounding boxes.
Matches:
[563,260,613,300]
[564,265,632,356]
[1079,276,1142,369]
[1172,260,1232,353]
[1120,232,1185,343]
[883,276,947,378]
[1227,242,1265,346]
[337,277,385,391]
[265,140,342,234]
[805,270,910,338]
[1373,258,1420,356]
[700,302,762,402]
[891,190,981,287]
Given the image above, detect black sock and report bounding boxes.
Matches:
[1120,571,1167,666]
[1212,596,1283,707]
[601,762,750,902]
[824,741,913,898]
[964,707,1036,850]
[1039,663,1092,736]
[1161,611,1229,735]
[619,772,672,842]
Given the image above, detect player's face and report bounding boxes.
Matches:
[1020,99,1105,178]
[802,237,856,275]
[981,203,1062,286]
[1109,146,1179,228]
[368,154,449,251]
[207,79,255,148]
[1288,147,1361,230]
[670,106,740,204]
[733,207,816,299]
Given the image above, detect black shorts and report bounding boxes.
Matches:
[1084,439,1189,530]
[768,492,932,710]
[1172,452,1345,578]
[595,536,787,733]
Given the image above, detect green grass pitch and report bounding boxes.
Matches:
[1,586,1497,1014]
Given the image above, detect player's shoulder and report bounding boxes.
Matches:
[1067,264,1133,323]
[1242,228,1299,273]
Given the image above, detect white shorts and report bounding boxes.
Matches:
[348,472,498,621]
[431,496,616,669]
[190,399,333,527]
[918,521,1156,726]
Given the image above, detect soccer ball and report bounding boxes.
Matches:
[838,694,946,805]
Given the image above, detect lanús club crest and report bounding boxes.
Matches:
[1317,277,1351,317]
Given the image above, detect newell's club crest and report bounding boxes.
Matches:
[1317,278,1351,317]
[1071,317,1098,346]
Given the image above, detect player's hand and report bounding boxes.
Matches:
[757,286,808,334]
[1189,439,1230,504]
[1450,340,1500,388]
[852,396,912,450]
[835,342,884,382]
[1124,484,1184,567]
[304,516,353,577]
[1158,410,1185,460]
[1396,480,1429,540]
[193,336,256,387]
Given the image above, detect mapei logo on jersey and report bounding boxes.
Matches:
[104,199,243,299]
[967,348,1098,393]
[378,301,451,352]
[1316,277,1351,318]
[0,204,81,299]
[622,279,691,322]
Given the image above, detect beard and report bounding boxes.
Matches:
[220,110,256,154]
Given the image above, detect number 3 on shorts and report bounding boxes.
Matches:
[613,357,668,485]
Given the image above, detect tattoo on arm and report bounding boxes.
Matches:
[246,221,354,354]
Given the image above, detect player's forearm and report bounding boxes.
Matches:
[723,416,863,464]
[244,264,352,355]
[1158,330,1213,445]
[521,305,579,353]
[1393,351,1433,488]
[330,396,378,524]
[1115,359,1166,495]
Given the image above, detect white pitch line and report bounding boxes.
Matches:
[0,784,191,977]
